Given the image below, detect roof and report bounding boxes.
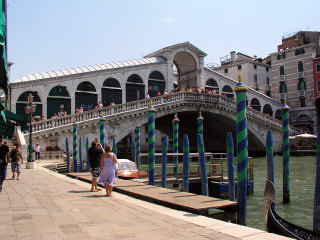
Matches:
[145,42,207,58]
[14,56,165,83]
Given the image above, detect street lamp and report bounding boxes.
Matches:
[25,93,36,165]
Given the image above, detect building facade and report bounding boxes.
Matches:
[270,31,320,133]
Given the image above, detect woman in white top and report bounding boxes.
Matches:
[98,144,118,196]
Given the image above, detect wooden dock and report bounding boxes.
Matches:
[67,172,237,222]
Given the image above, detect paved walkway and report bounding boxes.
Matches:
[0,162,291,240]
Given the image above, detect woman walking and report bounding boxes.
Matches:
[98,144,118,196]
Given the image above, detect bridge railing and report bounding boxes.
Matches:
[29,92,281,133]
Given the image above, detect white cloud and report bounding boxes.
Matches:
[163,16,174,23]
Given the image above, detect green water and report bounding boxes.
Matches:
[246,155,316,231]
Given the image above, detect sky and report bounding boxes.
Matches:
[6,0,320,82]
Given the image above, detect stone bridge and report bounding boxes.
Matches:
[23,92,294,155]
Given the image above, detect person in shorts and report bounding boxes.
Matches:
[88,141,103,192]
[10,143,23,180]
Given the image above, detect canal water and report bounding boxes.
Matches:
[246,155,316,231]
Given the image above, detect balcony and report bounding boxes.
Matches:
[279,75,286,82]
[297,71,304,79]
[280,93,286,99]
[298,90,306,97]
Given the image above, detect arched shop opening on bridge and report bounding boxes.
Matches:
[126,74,145,102]
[148,71,166,97]
[47,86,71,118]
[250,98,261,112]
[222,85,234,99]
[102,78,122,106]
[75,81,97,111]
[173,51,197,89]
[16,91,42,120]
[263,104,273,117]
[205,78,219,91]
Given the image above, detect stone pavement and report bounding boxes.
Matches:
[0,162,292,240]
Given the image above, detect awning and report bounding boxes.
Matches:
[3,109,27,125]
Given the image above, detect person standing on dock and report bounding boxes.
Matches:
[88,141,103,192]
[0,140,9,192]
[99,144,118,197]
[9,143,23,180]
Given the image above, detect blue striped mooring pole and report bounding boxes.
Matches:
[172,113,180,175]
[197,112,204,135]
[147,101,156,186]
[162,136,168,188]
[86,137,90,172]
[197,134,208,196]
[234,74,248,225]
[136,122,141,169]
[79,137,83,172]
[99,115,106,149]
[73,121,78,172]
[183,134,190,192]
[226,132,235,201]
[132,138,136,163]
[66,138,70,173]
[314,126,320,233]
[281,99,290,204]
[266,130,274,184]
[113,138,117,157]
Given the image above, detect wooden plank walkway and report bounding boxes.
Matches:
[67,172,237,222]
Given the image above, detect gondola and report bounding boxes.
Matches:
[264,180,320,240]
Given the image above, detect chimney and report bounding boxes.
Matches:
[230,51,236,63]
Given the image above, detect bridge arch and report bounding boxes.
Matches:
[126,74,145,102]
[148,71,165,97]
[250,98,261,111]
[205,78,219,91]
[221,85,234,99]
[75,81,97,111]
[102,78,122,106]
[16,91,43,119]
[173,51,197,89]
[47,86,71,118]
[263,104,273,116]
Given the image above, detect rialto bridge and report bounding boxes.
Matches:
[9,42,291,155]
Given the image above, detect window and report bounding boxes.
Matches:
[295,48,305,56]
[298,61,304,72]
[279,65,285,76]
[277,53,286,60]
[266,67,269,72]
[317,82,320,92]
[238,65,241,70]
[299,97,306,107]
[254,74,257,83]
[279,82,287,93]
[224,68,228,73]
[317,64,320,72]
[254,64,257,69]
[298,80,306,90]
[266,77,270,86]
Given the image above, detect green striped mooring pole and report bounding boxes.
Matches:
[73,121,78,172]
[147,101,156,185]
[197,112,204,135]
[136,122,141,170]
[99,115,106,149]
[172,113,180,175]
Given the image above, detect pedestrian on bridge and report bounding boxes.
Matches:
[88,141,103,192]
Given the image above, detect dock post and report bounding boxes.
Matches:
[147,101,156,186]
[132,138,136,163]
[281,99,290,204]
[183,134,190,192]
[197,134,208,196]
[136,122,141,170]
[162,136,168,188]
[172,113,180,175]
[66,138,70,173]
[266,130,274,184]
[113,138,117,157]
[79,137,83,172]
[227,132,235,201]
[86,137,90,172]
[99,115,106,149]
[234,74,248,225]
[197,112,204,135]
[314,126,320,233]
[73,121,78,172]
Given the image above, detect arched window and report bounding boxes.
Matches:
[75,81,97,111]
[250,98,261,111]
[47,86,71,118]
[16,91,42,119]
[205,78,219,90]
[263,104,273,116]
[254,74,257,83]
[102,78,122,106]
[266,77,270,86]
[126,74,145,102]
[148,71,165,97]
[221,85,234,99]
[279,65,285,76]
[298,61,304,72]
